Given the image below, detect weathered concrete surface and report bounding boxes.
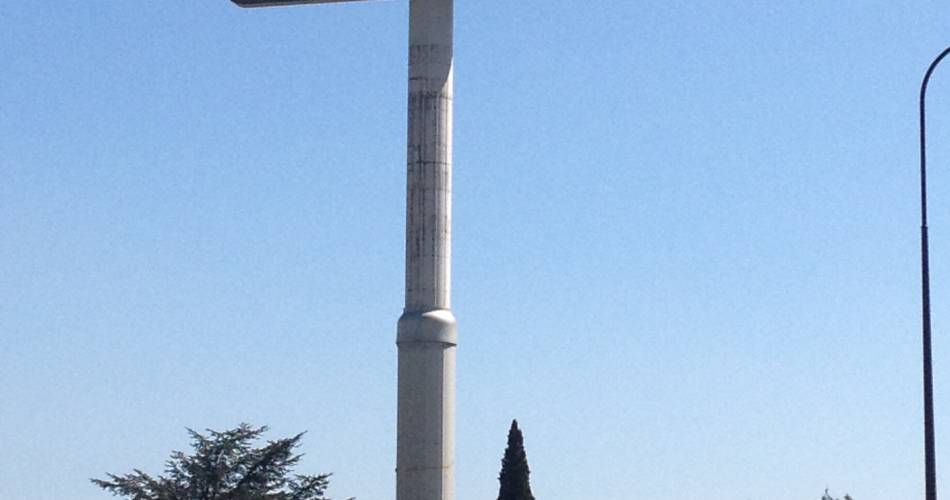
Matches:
[396,312,455,500]
[396,1,455,500]
[230,1,457,499]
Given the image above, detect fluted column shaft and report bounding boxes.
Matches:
[403,0,453,312]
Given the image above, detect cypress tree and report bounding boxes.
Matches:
[497,419,535,500]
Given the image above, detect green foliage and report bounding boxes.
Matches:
[92,423,350,500]
[496,419,535,500]
[821,488,853,500]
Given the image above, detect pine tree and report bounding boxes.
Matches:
[497,419,535,500]
[91,424,349,500]
[822,488,854,500]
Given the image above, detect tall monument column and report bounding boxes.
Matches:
[229,1,457,498]
[395,0,456,500]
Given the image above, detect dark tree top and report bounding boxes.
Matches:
[91,423,350,500]
[497,419,535,500]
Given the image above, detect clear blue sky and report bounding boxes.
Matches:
[2,1,950,499]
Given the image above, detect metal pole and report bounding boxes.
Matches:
[396,1,456,500]
[920,45,950,500]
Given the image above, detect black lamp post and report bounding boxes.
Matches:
[920,45,950,500]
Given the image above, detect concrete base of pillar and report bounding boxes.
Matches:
[396,310,456,500]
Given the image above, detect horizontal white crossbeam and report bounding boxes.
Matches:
[232,0,371,7]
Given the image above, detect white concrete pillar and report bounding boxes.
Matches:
[396,0,455,500]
